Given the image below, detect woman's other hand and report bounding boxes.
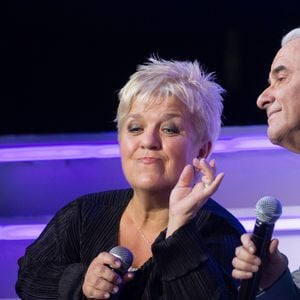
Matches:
[167,158,224,237]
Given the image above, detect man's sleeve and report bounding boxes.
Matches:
[257,269,300,300]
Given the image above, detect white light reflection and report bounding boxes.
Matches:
[0,145,121,162]
[0,224,46,240]
[239,217,300,232]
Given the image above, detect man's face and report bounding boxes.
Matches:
[257,38,300,153]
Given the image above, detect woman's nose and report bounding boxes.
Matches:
[140,130,161,150]
[256,87,275,110]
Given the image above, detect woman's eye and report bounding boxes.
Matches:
[128,124,143,133]
[162,126,180,134]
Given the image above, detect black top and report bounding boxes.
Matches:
[16,189,245,299]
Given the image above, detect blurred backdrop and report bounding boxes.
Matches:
[1,1,300,297]
[1,0,300,135]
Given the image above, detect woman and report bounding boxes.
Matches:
[16,57,245,299]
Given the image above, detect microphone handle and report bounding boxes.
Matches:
[237,222,274,300]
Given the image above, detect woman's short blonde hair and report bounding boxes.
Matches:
[115,57,224,151]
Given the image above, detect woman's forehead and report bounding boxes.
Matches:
[129,95,189,114]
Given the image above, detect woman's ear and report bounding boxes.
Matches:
[198,141,212,159]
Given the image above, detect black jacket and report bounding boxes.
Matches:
[16,189,245,299]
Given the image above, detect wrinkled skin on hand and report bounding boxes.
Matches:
[167,158,224,237]
[232,233,288,289]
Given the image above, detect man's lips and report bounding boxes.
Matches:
[267,109,280,119]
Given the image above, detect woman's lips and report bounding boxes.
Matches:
[138,157,159,164]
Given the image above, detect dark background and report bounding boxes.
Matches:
[1,0,300,135]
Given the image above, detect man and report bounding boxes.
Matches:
[232,27,300,299]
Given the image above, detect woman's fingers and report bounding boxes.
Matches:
[192,158,224,194]
[82,252,123,299]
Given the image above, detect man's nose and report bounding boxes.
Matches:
[256,87,275,110]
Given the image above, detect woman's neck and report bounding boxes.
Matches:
[127,197,169,232]
[119,196,169,268]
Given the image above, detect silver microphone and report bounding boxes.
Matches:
[238,196,282,300]
[109,246,134,275]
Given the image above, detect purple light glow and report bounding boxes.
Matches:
[0,144,120,162]
[0,136,282,162]
[0,224,46,240]
[1,216,299,240]
[233,137,281,151]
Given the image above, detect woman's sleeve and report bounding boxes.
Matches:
[15,200,88,300]
[151,220,241,300]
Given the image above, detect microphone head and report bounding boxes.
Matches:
[255,196,282,224]
[109,246,134,274]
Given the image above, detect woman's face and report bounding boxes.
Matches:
[119,96,207,193]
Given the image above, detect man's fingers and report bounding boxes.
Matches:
[232,268,254,280]
[268,238,279,254]
[241,234,256,253]
[232,255,260,273]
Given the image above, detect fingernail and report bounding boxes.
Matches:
[115,260,121,268]
[113,286,119,294]
[252,265,259,272]
[104,292,110,298]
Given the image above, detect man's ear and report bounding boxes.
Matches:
[198,141,212,159]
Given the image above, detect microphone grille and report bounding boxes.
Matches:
[109,246,134,273]
[255,196,282,224]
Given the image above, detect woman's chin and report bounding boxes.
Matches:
[132,180,171,192]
